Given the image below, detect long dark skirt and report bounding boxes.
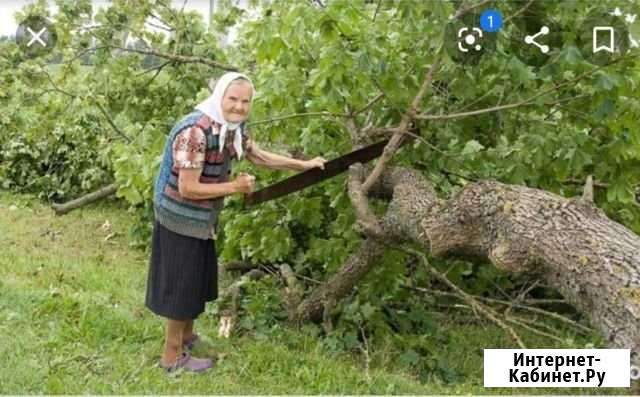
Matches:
[145,221,218,320]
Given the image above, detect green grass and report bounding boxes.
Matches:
[0,191,633,394]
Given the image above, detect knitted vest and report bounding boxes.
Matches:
[153,110,244,239]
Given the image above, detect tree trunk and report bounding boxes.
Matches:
[295,166,640,372]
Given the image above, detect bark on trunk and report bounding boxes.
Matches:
[295,166,640,371]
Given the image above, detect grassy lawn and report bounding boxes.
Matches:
[0,191,632,394]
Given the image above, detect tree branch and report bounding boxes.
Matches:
[247,111,350,127]
[348,163,383,237]
[503,0,536,24]
[94,102,132,143]
[352,93,384,116]
[453,0,493,19]
[402,246,527,348]
[361,57,442,193]
[416,62,619,121]
[410,285,593,334]
[372,0,383,22]
[105,45,239,71]
[52,184,118,215]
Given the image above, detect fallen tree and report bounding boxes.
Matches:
[286,41,640,383]
[292,165,640,377]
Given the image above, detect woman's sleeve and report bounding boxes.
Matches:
[172,127,206,169]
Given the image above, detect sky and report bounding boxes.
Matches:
[0,0,214,37]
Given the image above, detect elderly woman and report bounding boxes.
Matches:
[145,72,326,373]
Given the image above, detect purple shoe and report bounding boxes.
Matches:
[160,352,213,373]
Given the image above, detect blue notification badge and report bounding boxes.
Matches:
[480,9,503,33]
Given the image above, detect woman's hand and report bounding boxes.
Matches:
[233,172,255,193]
[302,156,328,170]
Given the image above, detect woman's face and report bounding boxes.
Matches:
[221,80,252,124]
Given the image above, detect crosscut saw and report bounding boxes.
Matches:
[244,135,413,207]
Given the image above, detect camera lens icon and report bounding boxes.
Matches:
[444,12,497,65]
[458,27,483,52]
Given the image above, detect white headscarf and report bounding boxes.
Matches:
[195,72,254,159]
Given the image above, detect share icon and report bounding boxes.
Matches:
[524,26,550,54]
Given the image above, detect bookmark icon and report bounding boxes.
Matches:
[593,26,615,53]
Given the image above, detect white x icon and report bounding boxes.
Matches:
[26,27,47,47]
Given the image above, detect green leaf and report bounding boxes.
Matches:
[461,140,485,155]
[360,303,376,319]
[398,349,421,366]
[593,73,616,91]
